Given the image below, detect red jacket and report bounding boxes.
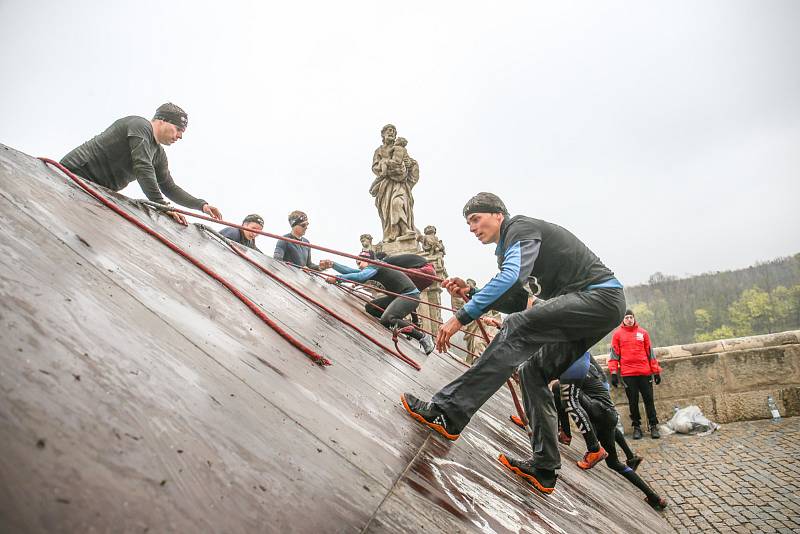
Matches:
[608,321,661,377]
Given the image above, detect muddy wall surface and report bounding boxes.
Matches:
[0,144,667,533]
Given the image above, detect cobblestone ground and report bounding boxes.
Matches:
[629,416,800,533]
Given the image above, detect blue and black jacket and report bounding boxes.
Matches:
[455,215,619,325]
[331,263,419,296]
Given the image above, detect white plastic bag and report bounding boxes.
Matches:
[664,405,719,436]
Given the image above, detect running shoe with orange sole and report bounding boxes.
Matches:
[577,447,608,470]
[401,393,460,441]
[497,454,557,494]
[509,414,526,429]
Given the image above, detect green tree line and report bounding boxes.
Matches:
[592,253,800,354]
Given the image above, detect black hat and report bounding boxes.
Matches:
[153,102,188,130]
[242,214,264,226]
[463,192,509,218]
[288,211,308,227]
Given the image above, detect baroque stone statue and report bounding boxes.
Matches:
[419,225,445,256]
[359,233,374,254]
[370,124,419,242]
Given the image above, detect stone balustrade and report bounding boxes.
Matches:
[595,330,800,425]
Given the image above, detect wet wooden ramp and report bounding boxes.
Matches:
[0,144,668,533]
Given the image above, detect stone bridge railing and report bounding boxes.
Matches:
[596,330,800,426]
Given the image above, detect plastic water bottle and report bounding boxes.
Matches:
[767,396,781,423]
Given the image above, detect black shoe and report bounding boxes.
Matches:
[401,393,461,440]
[645,495,668,511]
[650,426,661,439]
[626,456,643,471]
[497,454,557,494]
[418,335,435,355]
[632,426,643,440]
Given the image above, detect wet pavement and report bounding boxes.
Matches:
[630,416,800,533]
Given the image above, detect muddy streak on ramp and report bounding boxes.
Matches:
[0,144,668,533]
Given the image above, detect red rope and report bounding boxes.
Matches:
[140,202,443,284]
[340,283,487,340]
[329,279,485,362]
[216,235,421,371]
[40,158,331,367]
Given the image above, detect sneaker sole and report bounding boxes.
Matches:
[497,454,555,494]
[401,395,460,441]
[577,449,608,470]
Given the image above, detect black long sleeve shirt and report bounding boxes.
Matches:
[60,116,206,210]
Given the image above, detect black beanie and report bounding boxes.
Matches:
[153,102,188,130]
[463,192,509,218]
[242,214,264,226]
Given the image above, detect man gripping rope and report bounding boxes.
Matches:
[400,192,625,495]
[61,103,222,226]
[319,251,435,355]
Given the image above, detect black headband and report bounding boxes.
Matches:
[154,110,188,130]
[463,192,508,218]
[242,214,264,226]
[289,213,308,227]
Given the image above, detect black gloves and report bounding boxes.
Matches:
[653,374,661,385]
[611,373,619,388]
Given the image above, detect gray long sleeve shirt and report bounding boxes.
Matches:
[60,116,206,209]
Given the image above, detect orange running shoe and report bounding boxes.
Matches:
[401,393,461,441]
[577,447,608,470]
[509,415,525,429]
[497,454,557,494]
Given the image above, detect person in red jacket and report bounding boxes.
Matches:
[608,309,662,439]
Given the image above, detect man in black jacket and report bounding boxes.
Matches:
[321,251,435,355]
[401,192,625,495]
[61,103,222,225]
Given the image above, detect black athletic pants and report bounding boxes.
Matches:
[584,396,661,500]
[431,287,625,471]
[623,375,659,428]
[551,383,572,438]
[365,295,424,340]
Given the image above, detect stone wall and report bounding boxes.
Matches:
[596,330,800,426]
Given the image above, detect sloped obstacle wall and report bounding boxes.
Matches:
[0,144,668,533]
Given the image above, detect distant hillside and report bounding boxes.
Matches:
[592,253,800,354]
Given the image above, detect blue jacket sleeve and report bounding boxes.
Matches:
[332,262,360,275]
[455,239,541,324]
[335,266,378,283]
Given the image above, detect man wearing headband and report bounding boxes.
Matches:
[273,210,319,270]
[220,213,264,251]
[60,103,222,225]
[319,250,435,355]
[401,192,625,495]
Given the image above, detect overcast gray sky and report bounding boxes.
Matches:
[2,1,798,296]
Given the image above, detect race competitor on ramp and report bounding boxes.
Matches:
[60,103,222,226]
[319,251,435,355]
[546,355,643,471]
[375,252,437,328]
[553,356,668,510]
[401,192,625,495]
